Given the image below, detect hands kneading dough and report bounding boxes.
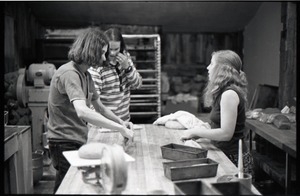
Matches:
[78,143,107,159]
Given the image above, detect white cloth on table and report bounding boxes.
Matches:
[153,110,211,130]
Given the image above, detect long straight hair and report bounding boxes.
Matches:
[68,27,108,67]
[104,27,127,53]
[103,27,127,66]
[204,50,248,108]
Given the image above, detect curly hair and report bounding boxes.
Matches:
[204,50,248,108]
[68,27,108,68]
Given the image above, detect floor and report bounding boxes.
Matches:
[33,151,287,195]
[33,151,56,194]
[33,165,56,194]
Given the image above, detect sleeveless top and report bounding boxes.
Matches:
[209,87,247,155]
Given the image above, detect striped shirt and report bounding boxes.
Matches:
[88,53,142,121]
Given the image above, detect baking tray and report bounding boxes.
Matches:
[163,158,218,181]
[161,143,207,160]
[211,181,255,195]
[174,179,220,195]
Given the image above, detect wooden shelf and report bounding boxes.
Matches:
[252,149,297,191]
[253,151,286,187]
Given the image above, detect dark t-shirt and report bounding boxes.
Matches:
[47,61,99,144]
[209,87,247,155]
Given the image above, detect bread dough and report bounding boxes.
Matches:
[78,142,107,159]
[165,120,186,130]
[184,139,202,148]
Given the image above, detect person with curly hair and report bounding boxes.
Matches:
[180,50,253,175]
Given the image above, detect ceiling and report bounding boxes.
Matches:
[26,1,262,33]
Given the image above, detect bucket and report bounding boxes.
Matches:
[32,150,44,184]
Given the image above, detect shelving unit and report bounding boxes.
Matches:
[36,34,161,123]
[246,119,297,194]
[36,38,73,68]
[123,34,161,123]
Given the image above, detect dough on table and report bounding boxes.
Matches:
[165,120,186,130]
[78,142,107,159]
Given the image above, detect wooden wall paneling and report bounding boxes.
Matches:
[5,15,15,73]
[279,2,297,109]
[182,34,192,64]
[224,34,232,50]
[205,35,215,65]
[249,84,279,109]
[196,34,205,64]
[175,34,182,64]
[163,32,242,66]
[4,2,45,72]
[162,34,171,64]
[189,34,197,63]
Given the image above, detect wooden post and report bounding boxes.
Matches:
[279,2,297,109]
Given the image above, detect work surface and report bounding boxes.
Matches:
[56,124,260,195]
[246,119,296,158]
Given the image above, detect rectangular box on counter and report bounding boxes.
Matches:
[174,180,255,195]
[211,181,255,195]
[161,143,207,161]
[163,158,218,181]
[174,179,219,195]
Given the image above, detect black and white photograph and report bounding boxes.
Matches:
[3,1,297,195]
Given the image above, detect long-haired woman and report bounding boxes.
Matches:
[181,50,253,175]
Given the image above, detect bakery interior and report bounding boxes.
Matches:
[3,1,298,195]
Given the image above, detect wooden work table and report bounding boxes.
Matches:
[246,119,296,158]
[246,119,296,194]
[56,124,261,195]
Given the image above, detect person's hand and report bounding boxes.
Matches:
[121,126,134,141]
[180,129,194,142]
[122,126,134,152]
[124,121,134,130]
[116,52,130,69]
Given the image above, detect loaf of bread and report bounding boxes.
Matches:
[273,114,291,129]
[78,142,107,159]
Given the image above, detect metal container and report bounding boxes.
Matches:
[161,143,207,161]
[163,158,218,181]
[32,150,44,184]
[211,181,255,195]
[174,179,220,195]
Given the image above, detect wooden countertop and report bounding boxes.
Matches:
[5,126,31,141]
[56,124,261,195]
[4,126,31,160]
[245,119,296,158]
